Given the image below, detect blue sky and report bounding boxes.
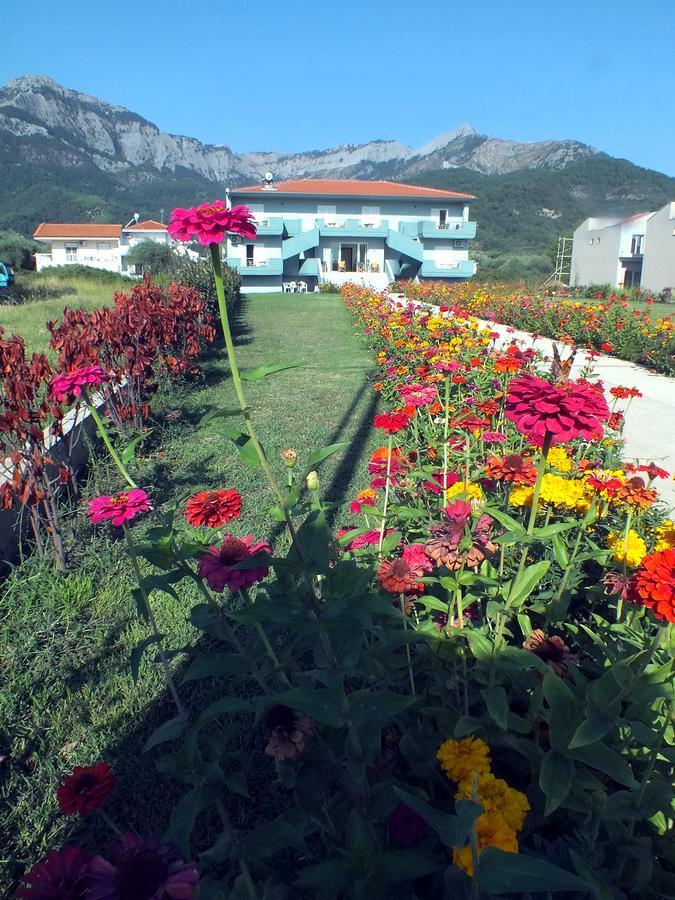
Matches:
[3,0,674,175]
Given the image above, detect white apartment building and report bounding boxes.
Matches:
[33,219,171,273]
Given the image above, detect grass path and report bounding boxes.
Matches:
[0,292,379,890]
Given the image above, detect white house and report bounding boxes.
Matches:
[569,212,652,289]
[641,202,675,293]
[33,218,172,273]
[225,178,478,293]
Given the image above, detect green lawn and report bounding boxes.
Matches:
[0,292,380,891]
[0,274,129,355]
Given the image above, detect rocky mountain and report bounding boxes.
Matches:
[1,73,674,279]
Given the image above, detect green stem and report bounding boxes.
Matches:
[509,430,552,603]
[442,376,450,509]
[617,507,634,622]
[85,393,137,488]
[399,593,416,695]
[378,433,394,553]
[239,588,291,687]
[124,526,187,721]
[209,243,301,555]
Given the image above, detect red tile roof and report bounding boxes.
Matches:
[125,219,167,231]
[34,223,121,239]
[232,179,476,200]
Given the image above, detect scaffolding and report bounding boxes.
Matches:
[542,236,573,286]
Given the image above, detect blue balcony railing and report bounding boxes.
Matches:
[226,257,283,276]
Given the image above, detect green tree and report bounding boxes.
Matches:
[0,230,40,269]
[125,240,177,274]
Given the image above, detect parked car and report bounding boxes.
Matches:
[0,260,15,290]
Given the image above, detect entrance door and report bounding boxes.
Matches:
[340,245,354,271]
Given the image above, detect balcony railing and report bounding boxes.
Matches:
[316,218,390,237]
[418,220,477,240]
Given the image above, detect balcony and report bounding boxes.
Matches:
[418,220,477,240]
[316,218,390,237]
[226,257,283,276]
[252,217,284,236]
[419,259,476,279]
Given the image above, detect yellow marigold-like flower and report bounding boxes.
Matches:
[546,447,573,473]
[446,482,484,504]
[655,520,675,551]
[456,773,530,832]
[437,737,491,782]
[452,813,519,877]
[508,474,591,513]
[508,484,533,508]
[607,529,647,568]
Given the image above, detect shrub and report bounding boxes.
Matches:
[173,254,240,316]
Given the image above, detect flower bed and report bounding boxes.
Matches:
[13,214,675,898]
[394,280,675,375]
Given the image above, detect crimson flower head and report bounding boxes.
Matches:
[57,762,116,816]
[373,411,411,434]
[51,365,109,403]
[185,489,242,528]
[638,463,670,480]
[396,383,438,407]
[199,534,271,593]
[88,832,199,900]
[18,847,92,899]
[168,202,256,246]
[88,489,152,527]
[505,374,609,445]
[444,499,472,528]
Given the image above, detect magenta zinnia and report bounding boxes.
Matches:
[167,201,256,245]
[18,847,92,899]
[198,534,271,593]
[505,374,609,444]
[87,832,199,900]
[51,365,109,403]
[88,489,153,526]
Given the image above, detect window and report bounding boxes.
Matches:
[630,234,644,255]
[438,209,448,227]
[65,243,77,262]
[97,242,111,251]
[245,244,255,266]
[317,204,336,216]
[362,205,380,226]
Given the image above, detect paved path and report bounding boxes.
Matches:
[388,295,675,511]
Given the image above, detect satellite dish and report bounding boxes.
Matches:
[264,172,273,182]
[133,212,140,222]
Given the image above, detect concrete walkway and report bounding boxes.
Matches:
[389,295,675,511]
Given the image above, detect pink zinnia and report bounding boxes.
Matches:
[51,365,109,403]
[444,499,473,528]
[199,534,271,593]
[167,202,257,246]
[88,489,152,526]
[505,374,609,445]
[424,470,461,495]
[347,528,394,551]
[482,431,507,444]
[396,383,438,407]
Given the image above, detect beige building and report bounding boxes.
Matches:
[642,202,675,292]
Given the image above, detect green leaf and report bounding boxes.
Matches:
[479,847,593,894]
[539,750,575,814]
[195,697,255,729]
[222,427,262,468]
[295,859,353,890]
[143,714,187,752]
[552,533,570,568]
[507,560,550,606]
[130,633,164,682]
[392,787,476,847]
[306,441,349,469]
[121,431,150,464]
[568,709,616,749]
[567,741,637,788]
[531,520,577,539]
[380,530,402,554]
[241,360,304,382]
[239,816,309,858]
[483,507,526,538]
[274,686,345,727]
[295,509,332,570]
[465,629,493,662]
[199,406,247,427]
[168,785,213,854]
[349,690,416,727]
[481,686,509,730]
[180,653,242,684]
[368,849,443,882]
[542,670,578,751]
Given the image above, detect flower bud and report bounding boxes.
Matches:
[279,448,298,468]
[306,471,320,492]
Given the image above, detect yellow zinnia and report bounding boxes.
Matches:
[452,812,519,877]
[456,773,530,832]
[655,520,675,551]
[437,737,491,782]
[546,447,573,473]
[607,529,647,568]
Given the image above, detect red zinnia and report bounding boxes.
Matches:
[631,548,675,622]
[485,454,537,486]
[185,489,242,528]
[373,411,411,434]
[57,763,116,816]
[168,201,257,245]
[199,534,271,593]
[505,374,609,444]
[87,489,152,526]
